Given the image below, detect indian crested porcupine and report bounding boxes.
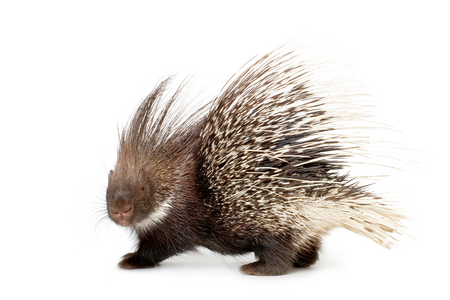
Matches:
[105,48,405,276]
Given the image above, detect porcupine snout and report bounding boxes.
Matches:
[108,195,133,226]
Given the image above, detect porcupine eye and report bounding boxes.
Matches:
[141,187,144,191]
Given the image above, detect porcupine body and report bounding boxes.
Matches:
[106,49,404,276]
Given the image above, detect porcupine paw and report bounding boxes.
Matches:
[240,261,290,276]
[118,252,155,270]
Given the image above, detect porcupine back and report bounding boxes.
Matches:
[199,49,404,249]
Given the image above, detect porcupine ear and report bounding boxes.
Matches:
[108,170,114,183]
[138,168,146,193]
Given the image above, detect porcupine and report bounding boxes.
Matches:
[105,48,405,276]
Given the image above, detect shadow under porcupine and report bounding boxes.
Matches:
[105,48,405,276]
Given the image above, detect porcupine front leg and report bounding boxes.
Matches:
[119,252,155,269]
[240,233,297,276]
[118,231,178,269]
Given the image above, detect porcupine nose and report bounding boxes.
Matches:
[109,198,133,226]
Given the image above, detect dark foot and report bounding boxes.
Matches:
[240,261,290,276]
[118,252,156,270]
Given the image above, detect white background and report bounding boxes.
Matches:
[1,1,448,299]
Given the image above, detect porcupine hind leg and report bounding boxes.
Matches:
[240,233,297,276]
[292,236,321,268]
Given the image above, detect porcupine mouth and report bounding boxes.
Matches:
[112,219,132,227]
[108,205,134,227]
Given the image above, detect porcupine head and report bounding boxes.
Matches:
[105,49,406,275]
[106,79,209,270]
